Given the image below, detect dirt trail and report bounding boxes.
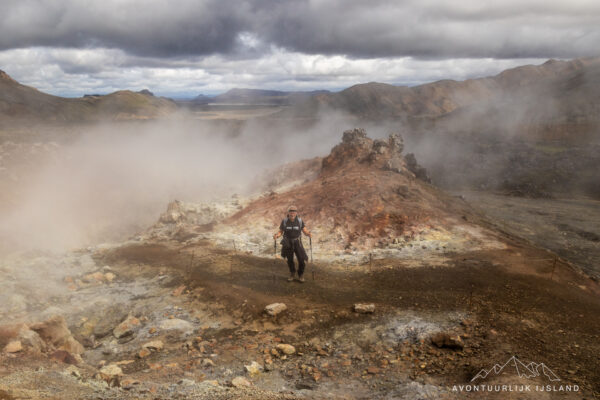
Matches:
[91,235,600,399]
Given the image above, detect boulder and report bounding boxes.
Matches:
[353,303,375,314]
[50,349,79,365]
[30,315,71,347]
[342,128,368,145]
[388,132,404,154]
[99,364,123,386]
[159,200,185,224]
[59,336,84,355]
[158,318,193,333]
[4,340,22,353]
[93,305,129,338]
[276,344,296,355]
[30,316,84,354]
[113,315,140,338]
[201,358,215,367]
[17,328,45,353]
[244,361,262,376]
[430,332,464,349]
[264,303,287,316]
[404,153,431,183]
[231,376,251,388]
[138,348,151,358]
[142,340,164,351]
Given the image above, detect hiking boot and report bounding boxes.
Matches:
[287,274,295,282]
[297,275,305,283]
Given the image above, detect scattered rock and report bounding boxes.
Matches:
[59,336,84,355]
[245,361,262,376]
[276,344,296,355]
[29,316,84,355]
[353,303,375,314]
[104,272,116,282]
[158,318,193,333]
[50,350,78,365]
[231,376,251,388]
[430,332,464,349]
[138,348,151,358]
[142,340,164,351]
[296,381,316,390]
[17,328,45,353]
[4,340,22,353]
[98,364,123,386]
[367,366,380,374]
[121,378,140,389]
[264,360,274,372]
[201,358,215,367]
[83,272,105,283]
[92,306,129,339]
[113,315,140,338]
[172,285,186,297]
[265,303,287,316]
[65,365,81,379]
[30,316,72,347]
[486,329,498,339]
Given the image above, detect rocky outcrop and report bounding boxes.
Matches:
[144,128,502,260]
[30,315,84,355]
[322,128,411,177]
[404,153,431,183]
[1,316,83,357]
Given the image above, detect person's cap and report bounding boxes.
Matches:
[287,205,298,212]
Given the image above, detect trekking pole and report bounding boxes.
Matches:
[310,237,314,281]
[272,238,277,282]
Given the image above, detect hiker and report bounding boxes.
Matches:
[273,205,312,282]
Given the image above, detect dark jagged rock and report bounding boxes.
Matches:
[404,153,431,183]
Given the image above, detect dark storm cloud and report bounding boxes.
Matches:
[1,0,600,60]
[0,0,252,57]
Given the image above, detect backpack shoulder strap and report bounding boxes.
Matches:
[297,217,303,226]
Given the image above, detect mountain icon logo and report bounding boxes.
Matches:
[471,356,561,382]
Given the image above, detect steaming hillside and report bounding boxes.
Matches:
[284,57,600,142]
[146,129,505,262]
[0,70,177,122]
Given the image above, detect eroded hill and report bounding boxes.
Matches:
[0,70,177,123]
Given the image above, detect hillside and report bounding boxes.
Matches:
[282,58,600,142]
[1,128,599,399]
[0,70,177,123]
[146,129,506,263]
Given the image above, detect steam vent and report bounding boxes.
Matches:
[150,128,506,263]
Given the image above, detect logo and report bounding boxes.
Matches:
[471,355,560,382]
[451,356,579,393]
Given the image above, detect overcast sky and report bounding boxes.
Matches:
[1,0,599,98]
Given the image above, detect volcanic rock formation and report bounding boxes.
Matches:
[149,128,503,261]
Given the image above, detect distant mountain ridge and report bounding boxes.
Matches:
[0,70,177,123]
[281,57,600,142]
[186,88,330,105]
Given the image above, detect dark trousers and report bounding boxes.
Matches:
[286,244,306,277]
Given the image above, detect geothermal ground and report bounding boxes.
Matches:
[0,129,599,399]
[1,220,598,399]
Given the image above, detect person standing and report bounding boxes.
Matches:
[273,205,312,282]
